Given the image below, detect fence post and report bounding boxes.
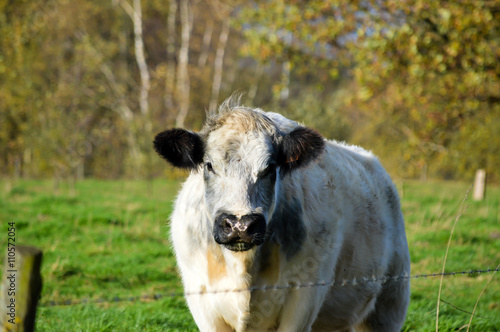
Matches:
[0,246,43,332]
[473,169,486,201]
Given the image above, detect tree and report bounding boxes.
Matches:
[237,0,500,181]
[174,0,192,128]
[350,0,499,180]
[0,0,263,179]
[208,3,231,113]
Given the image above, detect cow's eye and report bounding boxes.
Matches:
[260,163,277,178]
[205,162,215,174]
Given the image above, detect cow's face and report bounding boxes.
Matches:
[154,111,324,252]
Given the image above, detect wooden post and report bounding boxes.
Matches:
[1,246,43,332]
[473,169,486,201]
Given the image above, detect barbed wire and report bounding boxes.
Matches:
[39,267,499,307]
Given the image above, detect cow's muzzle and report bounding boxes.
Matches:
[213,213,266,252]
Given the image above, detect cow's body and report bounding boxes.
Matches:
[155,102,410,332]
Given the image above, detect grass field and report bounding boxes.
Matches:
[1,178,499,331]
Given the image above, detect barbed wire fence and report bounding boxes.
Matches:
[39,267,499,308]
[34,184,499,327]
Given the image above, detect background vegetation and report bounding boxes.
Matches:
[1,179,499,331]
[1,0,498,182]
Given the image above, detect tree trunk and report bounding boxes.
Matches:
[118,0,153,177]
[99,59,141,175]
[175,0,191,128]
[132,0,153,178]
[118,0,151,124]
[198,18,213,67]
[209,17,230,113]
[132,0,151,122]
[164,0,178,111]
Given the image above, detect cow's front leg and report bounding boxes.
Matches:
[277,287,327,332]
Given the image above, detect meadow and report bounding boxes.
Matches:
[0,178,498,331]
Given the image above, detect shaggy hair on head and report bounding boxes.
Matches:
[201,98,278,137]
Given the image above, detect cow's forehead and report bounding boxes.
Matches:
[205,128,275,169]
[202,109,279,167]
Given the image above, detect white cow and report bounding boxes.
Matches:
[154,100,410,332]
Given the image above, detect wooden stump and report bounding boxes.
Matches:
[0,246,43,332]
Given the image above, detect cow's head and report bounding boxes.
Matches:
[154,107,324,252]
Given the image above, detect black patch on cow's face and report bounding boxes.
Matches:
[153,129,204,169]
[268,197,306,259]
[248,161,278,211]
[278,126,325,176]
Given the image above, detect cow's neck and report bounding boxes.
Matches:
[208,241,285,288]
[207,242,258,288]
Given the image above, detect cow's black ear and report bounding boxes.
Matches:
[278,126,325,175]
[153,129,204,169]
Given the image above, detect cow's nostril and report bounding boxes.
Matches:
[222,218,233,233]
[240,214,266,240]
[246,220,258,235]
[215,213,238,239]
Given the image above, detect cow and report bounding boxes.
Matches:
[154,100,411,332]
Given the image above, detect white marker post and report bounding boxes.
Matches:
[473,169,486,201]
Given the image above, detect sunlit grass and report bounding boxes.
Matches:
[0,179,498,331]
[401,180,500,331]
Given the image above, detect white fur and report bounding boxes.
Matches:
[169,110,410,332]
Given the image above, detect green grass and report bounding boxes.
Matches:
[1,179,499,331]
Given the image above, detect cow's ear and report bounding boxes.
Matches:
[153,129,204,169]
[278,126,325,175]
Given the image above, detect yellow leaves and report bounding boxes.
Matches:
[235,0,500,181]
[329,68,339,79]
[268,33,278,44]
[437,63,447,73]
[357,26,366,38]
[0,55,5,74]
[259,44,272,60]
[409,64,422,77]
[303,7,316,20]
[429,53,447,73]
[408,35,419,56]
[384,28,395,40]
[400,23,413,35]
[409,108,424,124]
[438,8,451,25]
[358,86,373,101]
[445,41,460,57]
[463,71,482,86]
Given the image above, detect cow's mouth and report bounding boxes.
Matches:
[223,242,255,252]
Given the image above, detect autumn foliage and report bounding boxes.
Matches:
[1,0,498,181]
